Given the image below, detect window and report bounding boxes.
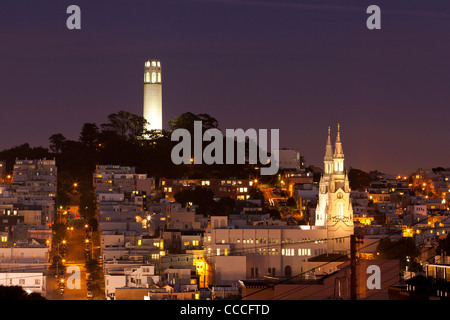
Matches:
[336,203,344,219]
[152,72,156,83]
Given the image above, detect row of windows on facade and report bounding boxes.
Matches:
[164,180,253,187]
[250,265,302,277]
[208,237,326,244]
[208,247,326,257]
[164,186,249,193]
[2,278,41,285]
[145,72,161,84]
[145,61,161,67]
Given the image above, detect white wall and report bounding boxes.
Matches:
[0,272,46,296]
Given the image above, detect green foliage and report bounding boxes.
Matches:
[100,110,150,141]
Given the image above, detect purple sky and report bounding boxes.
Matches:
[1,0,449,174]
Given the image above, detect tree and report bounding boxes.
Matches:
[248,187,265,202]
[268,208,281,220]
[174,186,216,216]
[49,133,67,154]
[79,123,100,148]
[286,197,297,208]
[100,110,149,141]
[348,167,371,190]
[168,112,219,133]
[0,285,46,300]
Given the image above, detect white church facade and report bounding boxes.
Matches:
[204,125,354,286]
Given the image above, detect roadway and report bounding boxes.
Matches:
[46,224,102,300]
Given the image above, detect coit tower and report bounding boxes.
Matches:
[143,59,162,131]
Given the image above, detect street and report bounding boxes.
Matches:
[46,223,103,300]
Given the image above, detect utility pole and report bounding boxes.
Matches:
[350,234,363,300]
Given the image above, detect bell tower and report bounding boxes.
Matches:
[326,124,354,254]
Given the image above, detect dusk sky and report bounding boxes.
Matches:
[1,0,449,175]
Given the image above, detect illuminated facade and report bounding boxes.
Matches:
[315,124,354,253]
[143,59,162,131]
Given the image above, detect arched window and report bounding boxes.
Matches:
[151,61,156,67]
[336,203,344,219]
[151,72,156,83]
[145,72,150,83]
[158,72,161,83]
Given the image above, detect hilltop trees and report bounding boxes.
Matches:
[0,110,260,219]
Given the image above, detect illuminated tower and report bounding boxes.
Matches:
[315,124,354,254]
[315,127,333,227]
[143,59,162,131]
[326,123,354,254]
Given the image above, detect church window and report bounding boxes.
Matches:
[336,203,344,219]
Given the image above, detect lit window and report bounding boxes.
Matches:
[152,72,156,83]
[336,203,344,219]
[158,72,161,83]
[152,61,156,67]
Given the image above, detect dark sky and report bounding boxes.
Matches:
[1,0,449,174]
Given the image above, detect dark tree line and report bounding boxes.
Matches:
[0,110,260,218]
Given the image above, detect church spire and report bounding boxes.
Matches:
[333,123,344,157]
[324,126,333,175]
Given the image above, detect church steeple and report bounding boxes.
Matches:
[324,126,333,175]
[333,123,345,173]
[333,123,344,157]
